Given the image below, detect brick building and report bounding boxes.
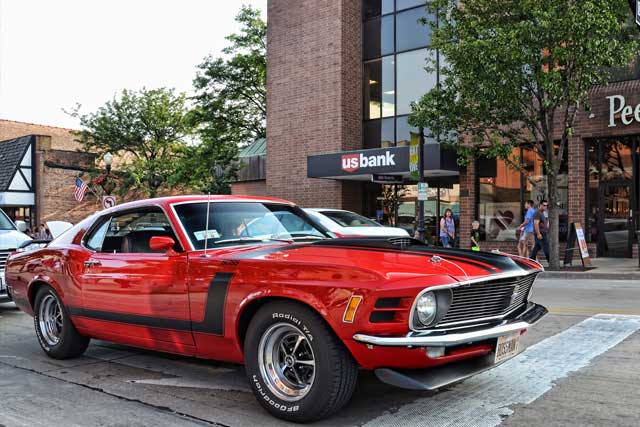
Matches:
[235,0,640,259]
[0,120,101,228]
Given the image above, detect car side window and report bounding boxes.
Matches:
[85,218,111,251]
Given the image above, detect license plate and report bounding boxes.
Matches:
[494,332,520,363]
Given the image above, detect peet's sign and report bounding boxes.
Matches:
[341,151,396,173]
[607,95,640,127]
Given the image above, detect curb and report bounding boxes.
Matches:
[539,271,640,280]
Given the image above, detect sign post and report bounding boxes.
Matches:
[102,195,116,210]
[416,128,426,241]
[409,134,420,182]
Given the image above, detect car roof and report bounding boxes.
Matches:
[100,195,295,216]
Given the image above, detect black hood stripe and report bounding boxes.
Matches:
[227,239,529,276]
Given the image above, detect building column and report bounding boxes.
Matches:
[266,0,362,209]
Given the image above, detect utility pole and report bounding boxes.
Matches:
[417,127,426,242]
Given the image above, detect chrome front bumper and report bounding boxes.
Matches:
[353,302,547,347]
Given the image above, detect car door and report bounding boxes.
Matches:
[77,207,195,350]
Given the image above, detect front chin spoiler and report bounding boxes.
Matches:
[375,350,520,391]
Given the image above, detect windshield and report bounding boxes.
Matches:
[0,209,15,230]
[320,210,381,228]
[173,202,327,249]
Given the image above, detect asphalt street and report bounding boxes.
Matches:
[1,278,639,427]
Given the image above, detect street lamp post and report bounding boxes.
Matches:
[101,152,115,195]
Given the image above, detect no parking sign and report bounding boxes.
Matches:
[102,195,116,209]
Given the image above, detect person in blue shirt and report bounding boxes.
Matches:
[517,200,536,257]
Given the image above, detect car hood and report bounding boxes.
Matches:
[0,229,31,250]
[223,238,540,284]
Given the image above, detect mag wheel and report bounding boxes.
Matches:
[33,286,89,359]
[244,301,358,422]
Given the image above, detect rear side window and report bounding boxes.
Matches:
[320,211,381,228]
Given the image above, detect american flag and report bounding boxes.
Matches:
[74,177,89,202]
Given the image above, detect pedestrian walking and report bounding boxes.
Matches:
[530,200,550,262]
[440,208,455,248]
[470,220,481,251]
[517,200,535,257]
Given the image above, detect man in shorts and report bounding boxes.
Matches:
[517,200,535,257]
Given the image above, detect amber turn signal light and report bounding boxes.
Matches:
[343,295,363,323]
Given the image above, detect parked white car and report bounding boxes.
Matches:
[0,210,73,303]
[304,208,410,238]
[0,209,31,303]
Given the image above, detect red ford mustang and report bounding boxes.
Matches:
[5,195,547,422]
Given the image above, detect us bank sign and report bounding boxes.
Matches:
[607,95,640,127]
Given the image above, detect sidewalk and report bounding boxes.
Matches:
[539,257,640,280]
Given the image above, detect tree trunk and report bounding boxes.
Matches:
[547,171,560,270]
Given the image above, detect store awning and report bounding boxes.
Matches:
[0,135,36,206]
[307,144,495,182]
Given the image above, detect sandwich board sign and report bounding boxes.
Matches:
[563,222,591,267]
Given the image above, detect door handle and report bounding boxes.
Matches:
[84,260,101,267]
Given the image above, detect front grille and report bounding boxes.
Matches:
[0,249,14,272]
[437,273,538,327]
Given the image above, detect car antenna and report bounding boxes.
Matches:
[201,193,211,258]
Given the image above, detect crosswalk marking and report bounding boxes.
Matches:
[364,314,640,427]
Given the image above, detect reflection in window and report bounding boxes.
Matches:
[522,146,568,241]
[364,61,382,119]
[364,120,381,149]
[381,56,395,116]
[479,150,522,242]
[382,118,394,147]
[364,0,394,19]
[397,0,426,11]
[396,6,430,52]
[363,15,394,60]
[396,49,436,115]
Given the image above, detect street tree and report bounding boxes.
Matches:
[73,88,193,198]
[410,0,637,269]
[187,5,266,193]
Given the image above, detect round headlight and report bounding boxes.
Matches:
[416,291,437,326]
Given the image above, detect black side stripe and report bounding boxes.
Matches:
[192,272,233,334]
[68,272,234,335]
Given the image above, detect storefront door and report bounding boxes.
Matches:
[598,182,633,257]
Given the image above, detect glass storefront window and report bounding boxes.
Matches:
[601,139,633,181]
[396,6,431,52]
[396,49,436,115]
[396,0,426,11]
[381,56,395,117]
[382,118,395,147]
[364,60,382,119]
[364,0,394,20]
[363,15,394,60]
[479,150,522,242]
[364,120,381,149]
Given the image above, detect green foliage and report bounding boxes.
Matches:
[186,5,267,194]
[73,88,194,197]
[410,0,637,268]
